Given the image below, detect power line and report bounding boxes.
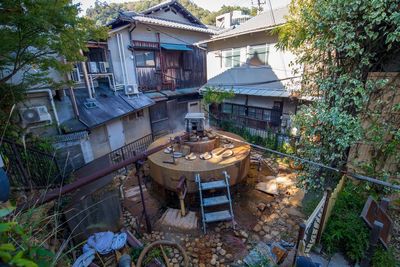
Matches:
[215,132,400,191]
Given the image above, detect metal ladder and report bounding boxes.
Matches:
[195,171,235,234]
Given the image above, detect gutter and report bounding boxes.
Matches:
[196,23,285,45]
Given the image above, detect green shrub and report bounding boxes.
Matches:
[322,182,397,265]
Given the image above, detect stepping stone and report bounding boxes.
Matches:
[256,181,278,195]
[156,208,198,232]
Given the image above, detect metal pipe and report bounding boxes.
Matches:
[79,50,93,99]
[215,132,400,191]
[21,133,187,210]
[29,89,61,132]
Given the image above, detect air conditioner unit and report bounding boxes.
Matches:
[71,68,81,82]
[20,106,52,125]
[99,62,109,73]
[125,84,139,95]
[87,62,98,73]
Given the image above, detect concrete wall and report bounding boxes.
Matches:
[88,108,152,159]
[123,108,152,144]
[206,31,297,80]
[89,125,111,159]
[17,91,59,137]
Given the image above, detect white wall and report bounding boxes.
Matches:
[206,31,298,80]
[123,108,152,144]
[108,28,137,86]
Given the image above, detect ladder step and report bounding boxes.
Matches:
[203,195,229,207]
[204,210,232,223]
[201,180,226,190]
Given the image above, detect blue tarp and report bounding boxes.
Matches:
[160,43,193,51]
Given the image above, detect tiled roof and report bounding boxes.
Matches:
[51,131,88,143]
[128,14,217,34]
[201,7,289,43]
[141,0,203,26]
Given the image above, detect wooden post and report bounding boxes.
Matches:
[316,188,332,244]
[360,220,384,267]
[292,223,306,267]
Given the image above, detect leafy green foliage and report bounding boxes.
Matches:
[277,0,400,190]
[322,182,397,265]
[86,0,257,26]
[202,86,235,105]
[0,206,55,266]
[0,0,107,138]
[372,246,397,267]
[322,182,369,261]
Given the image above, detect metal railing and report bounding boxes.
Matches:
[0,139,65,188]
[109,134,153,167]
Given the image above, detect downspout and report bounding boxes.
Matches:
[157,32,164,86]
[128,23,138,88]
[30,89,61,133]
[80,49,93,99]
[116,33,127,85]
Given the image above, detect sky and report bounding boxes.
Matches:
[74,0,290,15]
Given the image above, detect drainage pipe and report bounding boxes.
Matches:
[21,133,188,210]
[215,132,400,191]
[29,89,61,132]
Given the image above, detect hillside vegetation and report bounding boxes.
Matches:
[85,0,258,26]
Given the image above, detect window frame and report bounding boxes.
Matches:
[222,47,242,68]
[248,44,269,65]
[135,50,156,67]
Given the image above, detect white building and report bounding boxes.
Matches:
[199,7,303,132]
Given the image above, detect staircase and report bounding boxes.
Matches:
[195,171,235,234]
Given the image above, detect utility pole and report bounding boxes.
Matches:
[251,0,266,14]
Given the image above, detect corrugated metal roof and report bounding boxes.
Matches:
[161,87,199,97]
[69,86,155,129]
[144,91,168,102]
[201,64,298,98]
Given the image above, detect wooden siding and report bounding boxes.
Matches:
[136,45,207,91]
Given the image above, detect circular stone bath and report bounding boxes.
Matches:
[147,130,250,193]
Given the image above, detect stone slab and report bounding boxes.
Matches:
[256,181,278,196]
[156,208,198,232]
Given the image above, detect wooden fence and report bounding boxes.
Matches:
[294,176,346,262]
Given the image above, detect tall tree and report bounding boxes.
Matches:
[276,0,400,189]
[0,0,107,137]
[86,0,255,26]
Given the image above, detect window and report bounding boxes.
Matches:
[222,103,232,114]
[232,105,246,116]
[135,51,155,67]
[248,107,256,118]
[137,109,144,118]
[248,44,269,65]
[263,110,271,121]
[222,48,241,68]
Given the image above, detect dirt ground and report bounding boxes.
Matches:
[119,157,305,266]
